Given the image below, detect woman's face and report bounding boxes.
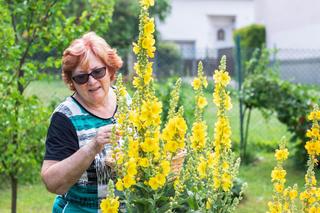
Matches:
[72,54,111,106]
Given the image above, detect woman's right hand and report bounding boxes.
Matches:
[92,125,116,153]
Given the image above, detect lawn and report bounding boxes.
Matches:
[0,79,305,212]
[0,153,307,212]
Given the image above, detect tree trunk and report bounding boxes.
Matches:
[11,175,18,213]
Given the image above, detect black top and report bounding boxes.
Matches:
[44,112,79,161]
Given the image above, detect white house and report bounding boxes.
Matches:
[255,0,320,49]
[157,0,255,58]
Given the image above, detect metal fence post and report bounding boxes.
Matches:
[236,35,244,159]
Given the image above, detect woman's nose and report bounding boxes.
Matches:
[87,75,98,85]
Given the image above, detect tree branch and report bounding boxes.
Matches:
[16,0,58,93]
[6,0,19,43]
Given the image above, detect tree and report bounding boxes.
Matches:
[106,0,171,74]
[0,0,116,212]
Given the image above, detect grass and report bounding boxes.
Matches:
[0,153,307,212]
[0,180,56,212]
[0,79,303,212]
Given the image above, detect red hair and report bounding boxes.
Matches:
[62,32,123,90]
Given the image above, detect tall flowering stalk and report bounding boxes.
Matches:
[267,138,298,213]
[173,57,244,212]
[208,56,243,211]
[102,0,188,212]
[300,107,320,212]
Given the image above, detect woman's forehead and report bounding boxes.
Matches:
[74,54,104,73]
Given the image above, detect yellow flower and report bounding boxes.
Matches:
[289,189,298,200]
[305,141,320,156]
[115,179,124,191]
[222,161,229,170]
[144,18,155,34]
[164,140,179,153]
[213,70,231,86]
[197,159,207,179]
[307,111,320,121]
[213,177,221,190]
[133,76,141,89]
[141,137,157,153]
[206,198,212,209]
[156,173,166,186]
[274,183,284,193]
[127,159,137,176]
[300,191,309,200]
[161,160,170,175]
[133,42,140,54]
[224,94,232,110]
[138,157,149,167]
[222,173,232,191]
[123,175,136,189]
[141,0,154,8]
[148,177,159,190]
[192,78,201,90]
[147,46,156,58]
[271,168,286,181]
[142,36,155,50]
[275,148,289,161]
[100,197,120,213]
[197,96,208,109]
[140,100,162,126]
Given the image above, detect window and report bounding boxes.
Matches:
[217,28,225,41]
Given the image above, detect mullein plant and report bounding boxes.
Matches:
[100,181,120,213]
[300,107,320,212]
[172,57,244,212]
[102,0,188,212]
[267,138,298,213]
[267,108,320,213]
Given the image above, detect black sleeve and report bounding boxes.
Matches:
[44,112,79,161]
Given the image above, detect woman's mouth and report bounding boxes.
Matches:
[88,86,101,92]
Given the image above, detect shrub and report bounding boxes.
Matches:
[233,24,266,61]
[155,41,182,78]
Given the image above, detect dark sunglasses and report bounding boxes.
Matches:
[72,67,107,85]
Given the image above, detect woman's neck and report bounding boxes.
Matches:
[73,89,116,118]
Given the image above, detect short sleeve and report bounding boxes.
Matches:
[44,112,79,161]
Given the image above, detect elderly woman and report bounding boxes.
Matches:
[41,32,123,212]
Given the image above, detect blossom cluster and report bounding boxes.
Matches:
[267,138,298,213]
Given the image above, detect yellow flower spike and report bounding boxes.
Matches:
[141,0,155,8]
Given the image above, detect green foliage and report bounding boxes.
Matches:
[155,41,182,78]
[0,0,116,211]
[241,48,320,166]
[233,24,266,61]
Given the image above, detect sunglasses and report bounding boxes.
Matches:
[72,67,107,85]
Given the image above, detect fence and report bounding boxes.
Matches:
[146,46,320,86]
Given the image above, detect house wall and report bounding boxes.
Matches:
[157,0,255,57]
[255,0,320,49]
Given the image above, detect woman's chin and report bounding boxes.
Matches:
[89,90,105,102]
